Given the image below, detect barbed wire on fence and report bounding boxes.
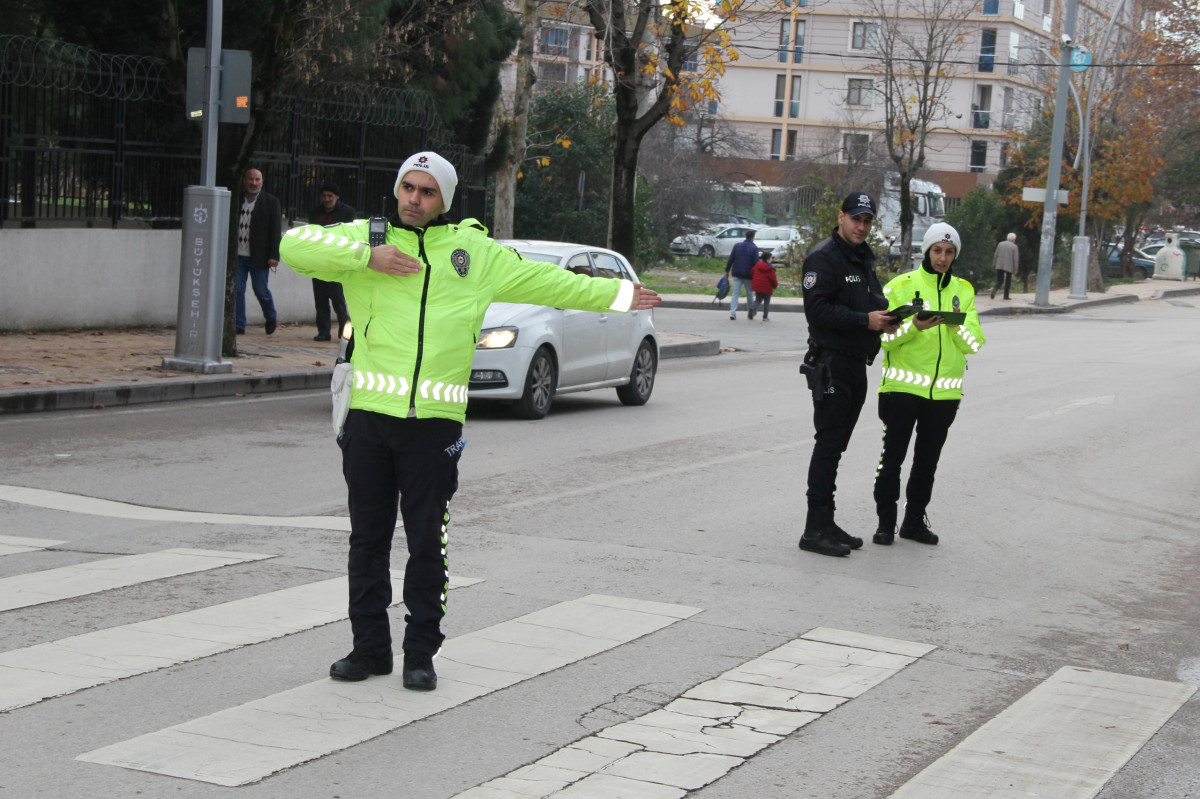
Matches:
[0,35,175,102]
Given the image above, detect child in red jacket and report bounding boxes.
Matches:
[749,251,779,321]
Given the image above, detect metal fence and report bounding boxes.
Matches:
[0,36,484,227]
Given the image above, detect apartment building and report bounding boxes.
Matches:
[710,0,1066,196]
[499,1,1132,200]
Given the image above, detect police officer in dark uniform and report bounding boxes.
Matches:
[798,192,898,557]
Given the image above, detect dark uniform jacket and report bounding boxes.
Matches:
[801,229,888,358]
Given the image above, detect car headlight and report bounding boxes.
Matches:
[477,326,518,349]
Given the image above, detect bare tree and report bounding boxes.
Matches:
[582,0,744,259]
[491,0,540,239]
[861,0,974,258]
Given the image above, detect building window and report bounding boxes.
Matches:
[1013,0,1025,20]
[539,27,569,57]
[981,0,999,14]
[843,133,869,162]
[851,21,878,50]
[793,21,806,63]
[774,75,786,117]
[683,49,701,73]
[538,62,567,83]
[847,78,873,107]
[1000,142,1010,168]
[778,20,790,63]
[970,140,988,172]
[1008,31,1020,76]
[586,34,594,61]
[978,29,996,72]
[786,130,798,161]
[789,75,802,118]
[771,129,783,161]
[973,85,992,129]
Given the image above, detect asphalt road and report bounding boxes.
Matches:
[1,300,1199,798]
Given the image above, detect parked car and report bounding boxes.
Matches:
[753,225,806,265]
[1101,244,1154,280]
[669,223,760,258]
[707,212,758,226]
[469,240,659,419]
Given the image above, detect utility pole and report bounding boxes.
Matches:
[1034,0,1078,307]
[163,0,233,374]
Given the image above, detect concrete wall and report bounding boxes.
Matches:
[0,229,317,332]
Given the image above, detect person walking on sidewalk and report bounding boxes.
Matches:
[991,232,1018,300]
[725,229,758,320]
[233,168,282,335]
[872,223,986,546]
[308,181,356,341]
[748,251,778,321]
[798,192,898,558]
[279,151,661,692]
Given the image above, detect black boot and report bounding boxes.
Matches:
[873,506,897,545]
[329,646,393,681]
[799,506,851,557]
[898,512,939,545]
[402,650,438,691]
[828,501,864,549]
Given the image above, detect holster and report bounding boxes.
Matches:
[800,344,832,402]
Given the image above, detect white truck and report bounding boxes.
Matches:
[877,173,947,266]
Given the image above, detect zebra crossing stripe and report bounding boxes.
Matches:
[888,666,1196,799]
[0,535,67,556]
[76,594,701,787]
[451,627,935,798]
[0,484,352,530]
[0,548,274,613]
[0,572,482,712]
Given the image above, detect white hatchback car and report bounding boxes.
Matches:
[469,240,659,419]
[669,223,762,258]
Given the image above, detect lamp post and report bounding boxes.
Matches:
[1033,0,1078,307]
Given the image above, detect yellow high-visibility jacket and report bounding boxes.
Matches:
[879,266,985,400]
[281,217,634,423]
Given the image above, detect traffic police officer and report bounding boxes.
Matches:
[281,151,661,690]
[799,192,898,557]
[872,222,985,546]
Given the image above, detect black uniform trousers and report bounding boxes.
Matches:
[339,410,463,656]
[806,353,869,509]
[313,278,350,338]
[873,391,960,517]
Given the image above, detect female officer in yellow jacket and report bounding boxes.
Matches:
[872,223,985,546]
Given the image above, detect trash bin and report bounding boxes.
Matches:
[1153,234,1187,281]
[1178,239,1200,281]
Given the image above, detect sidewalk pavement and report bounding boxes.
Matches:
[2,280,1195,414]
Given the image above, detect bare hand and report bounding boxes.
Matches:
[913,314,943,330]
[868,309,898,332]
[632,283,661,310]
[368,245,422,276]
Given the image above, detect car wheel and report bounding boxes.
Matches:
[513,347,556,419]
[699,245,715,258]
[616,339,657,407]
[1134,265,1148,280]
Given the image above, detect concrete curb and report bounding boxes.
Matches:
[0,340,718,414]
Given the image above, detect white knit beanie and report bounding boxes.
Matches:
[921,222,962,257]
[394,152,457,214]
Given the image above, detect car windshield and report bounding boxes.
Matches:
[511,250,564,265]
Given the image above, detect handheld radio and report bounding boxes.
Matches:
[368,196,388,247]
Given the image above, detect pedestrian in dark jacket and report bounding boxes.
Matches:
[749,251,778,321]
[308,180,356,341]
[724,229,758,320]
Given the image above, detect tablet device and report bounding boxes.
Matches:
[889,305,966,325]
